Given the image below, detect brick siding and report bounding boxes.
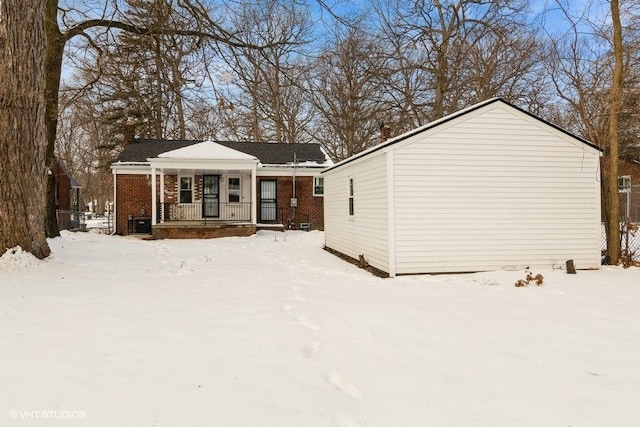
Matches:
[115,174,154,235]
[152,224,256,239]
[258,175,324,230]
[116,173,325,236]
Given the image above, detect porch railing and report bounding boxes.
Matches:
[157,202,252,222]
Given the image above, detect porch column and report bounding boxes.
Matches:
[159,171,165,223]
[251,166,257,224]
[151,167,157,225]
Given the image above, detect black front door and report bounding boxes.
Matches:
[202,175,220,218]
[260,180,277,221]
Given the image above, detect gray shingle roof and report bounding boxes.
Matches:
[113,139,328,165]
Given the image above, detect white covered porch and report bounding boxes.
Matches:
[148,141,259,232]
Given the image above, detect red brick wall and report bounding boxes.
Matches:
[116,173,325,235]
[619,160,640,185]
[153,224,256,239]
[115,174,154,235]
[258,175,324,230]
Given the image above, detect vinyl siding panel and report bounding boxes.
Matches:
[324,153,389,272]
[392,104,601,274]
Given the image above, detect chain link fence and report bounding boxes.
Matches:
[620,185,640,223]
[619,185,640,264]
[601,185,640,265]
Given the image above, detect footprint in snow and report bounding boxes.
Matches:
[326,372,362,399]
[303,341,321,359]
[296,315,320,330]
[282,304,296,313]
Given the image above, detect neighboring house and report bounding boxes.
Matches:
[618,158,640,222]
[322,98,603,276]
[52,159,82,230]
[111,135,331,238]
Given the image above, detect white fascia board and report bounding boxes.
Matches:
[321,148,388,176]
[257,164,326,177]
[149,157,258,171]
[111,162,151,175]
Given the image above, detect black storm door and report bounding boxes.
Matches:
[202,175,220,218]
[260,180,277,221]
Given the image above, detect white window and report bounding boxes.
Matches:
[618,175,631,193]
[228,177,241,203]
[179,176,193,203]
[313,177,324,196]
[348,177,354,216]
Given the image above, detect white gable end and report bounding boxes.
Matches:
[390,102,601,274]
[158,140,257,161]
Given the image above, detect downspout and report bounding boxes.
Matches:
[111,168,117,235]
[293,152,297,198]
[151,167,157,226]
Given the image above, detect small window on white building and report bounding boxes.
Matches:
[618,175,631,193]
[228,177,241,203]
[348,177,354,216]
[314,177,324,196]
[179,176,193,203]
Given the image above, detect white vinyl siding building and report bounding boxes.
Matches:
[324,152,390,272]
[323,99,603,276]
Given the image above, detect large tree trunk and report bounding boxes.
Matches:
[604,0,623,264]
[0,0,51,259]
[44,0,63,238]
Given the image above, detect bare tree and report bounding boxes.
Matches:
[56,91,114,216]
[541,0,640,263]
[307,23,388,160]
[0,0,50,258]
[216,0,313,143]
[72,0,206,141]
[374,0,533,124]
[457,26,547,111]
[42,0,290,239]
[604,0,623,263]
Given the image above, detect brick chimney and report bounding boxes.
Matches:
[123,118,136,146]
[380,122,391,142]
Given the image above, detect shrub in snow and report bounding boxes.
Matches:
[515,267,544,287]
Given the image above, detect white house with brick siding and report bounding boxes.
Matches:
[322,98,603,276]
[111,134,331,239]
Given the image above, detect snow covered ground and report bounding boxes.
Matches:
[1,230,639,427]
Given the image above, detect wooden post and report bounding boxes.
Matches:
[566,260,576,274]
